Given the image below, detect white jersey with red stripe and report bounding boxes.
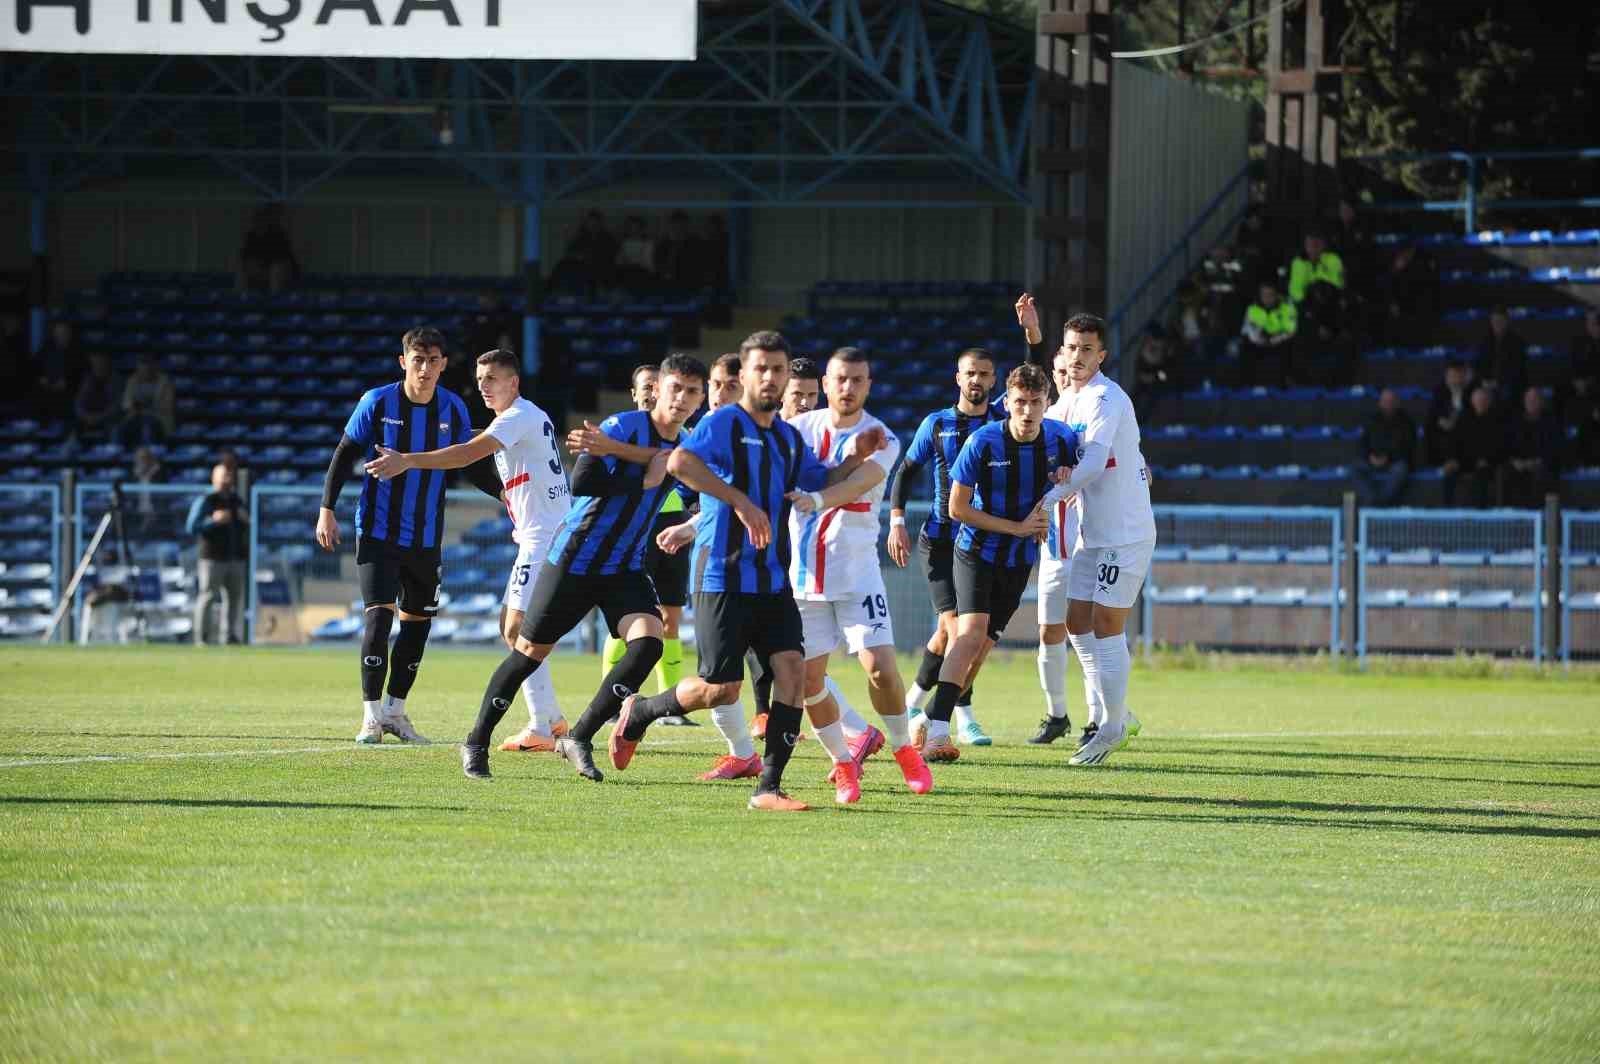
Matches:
[485,397,571,554]
[1043,391,1082,562]
[786,407,900,602]
[1061,371,1156,549]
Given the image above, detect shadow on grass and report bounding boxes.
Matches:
[4,732,348,743]
[1154,745,1600,771]
[1066,759,1600,793]
[0,796,470,813]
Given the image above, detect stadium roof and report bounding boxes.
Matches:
[3,0,1035,207]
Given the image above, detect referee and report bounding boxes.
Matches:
[316,326,501,745]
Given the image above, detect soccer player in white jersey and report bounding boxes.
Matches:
[365,349,572,750]
[785,348,933,803]
[1016,295,1087,745]
[1049,311,1157,766]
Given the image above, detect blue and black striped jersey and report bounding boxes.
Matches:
[950,419,1079,567]
[343,383,474,550]
[900,405,1004,543]
[680,404,829,594]
[549,410,689,575]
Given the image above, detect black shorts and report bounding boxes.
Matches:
[518,561,660,645]
[693,591,804,684]
[920,534,958,615]
[356,538,442,616]
[953,549,1032,642]
[646,511,691,608]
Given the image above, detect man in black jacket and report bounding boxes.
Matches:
[1504,387,1564,509]
[1353,388,1416,507]
[1446,386,1506,508]
[185,462,249,645]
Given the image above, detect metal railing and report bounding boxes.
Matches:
[1357,508,1543,661]
[1560,511,1600,664]
[1356,148,1600,234]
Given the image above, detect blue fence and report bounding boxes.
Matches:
[0,482,61,641]
[1358,509,1543,660]
[1561,512,1600,664]
[1358,148,1600,233]
[1143,505,1342,655]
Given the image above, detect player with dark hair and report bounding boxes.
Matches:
[612,330,885,811]
[316,326,488,745]
[451,354,709,781]
[887,348,1004,746]
[914,362,1077,761]
[582,359,698,726]
[782,356,822,419]
[365,348,572,753]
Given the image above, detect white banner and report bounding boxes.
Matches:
[2,0,697,60]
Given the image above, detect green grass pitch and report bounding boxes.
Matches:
[3,645,1599,1062]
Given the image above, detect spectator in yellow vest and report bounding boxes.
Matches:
[1288,231,1345,305]
[1240,279,1297,389]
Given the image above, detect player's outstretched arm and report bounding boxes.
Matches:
[788,461,887,514]
[365,434,501,479]
[949,482,1046,539]
[666,448,770,549]
[565,420,666,467]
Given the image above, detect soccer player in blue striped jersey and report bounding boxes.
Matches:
[444,354,708,781]
[886,348,1004,744]
[914,362,1078,759]
[617,331,886,812]
[316,326,490,746]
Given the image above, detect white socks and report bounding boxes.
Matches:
[1069,632,1102,726]
[905,683,932,711]
[362,698,383,721]
[710,700,756,760]
[1095,634,1130,730]
[383,695,405,719]
[1037,641,1069,719]
[926,718,951,743]
[814,720,851,765]
[827,676,871,737]
[521,665,562,737]
[880,709,910,750]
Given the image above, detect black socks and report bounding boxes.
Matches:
[957,686,974,709]
[571,637,664,743]
[754,667,774,715]
[386,619,431,700]
[925,681,963,724]
[359,608,394,702]
[756,701,804,793]
[915,649,944,691]
[466,650,543,748]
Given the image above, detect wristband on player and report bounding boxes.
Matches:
[889,514,907,528]
[807,491,824,511]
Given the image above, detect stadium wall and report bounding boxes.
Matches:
[1106,63,1251,328]
[15,177,1024,305]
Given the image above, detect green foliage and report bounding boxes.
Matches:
[4,646,1600,1061]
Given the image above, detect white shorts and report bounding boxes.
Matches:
[1067,538,1155,610]
[798,590,895,660]
[502,540,551,613]
[1037,555,1071,626]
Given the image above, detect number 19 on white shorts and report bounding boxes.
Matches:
[799,585,897,659]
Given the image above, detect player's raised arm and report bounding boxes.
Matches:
[365,432,502,479]
[565,420,668,466]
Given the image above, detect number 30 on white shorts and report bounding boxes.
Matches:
[1066,538,1155,610]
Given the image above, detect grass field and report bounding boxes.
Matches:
[3,645,1599,1062]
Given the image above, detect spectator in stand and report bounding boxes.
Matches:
[1289,230,1346,306]
[614,215,657,290]
[1234,205,1279,282]
[1504,387,1563,509]
[456,295,513,428]
[653,211,697,289]
[1353,387,1415,507]
[1332,199,1372,289]
[238,205,299,294]
[1425,360,1475,465]
[1169,279,1215,361]
[1239,279,1296,389]
[1574,400,1600,470]
[1562,307,1600,423]
[1134,325,1179,422]
[1375,243,1437,345]
[119,352,176,446]
[0,312,31,408]
[126,445,167,534]
[31,318,86,422]
[1476,305,1528,405]
[1194,247,1244,353]
[560,210,620,290]
[1447,385,1505,507]
[185,461,249,646]
[697,214,731,292]
[74,352,121,441]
